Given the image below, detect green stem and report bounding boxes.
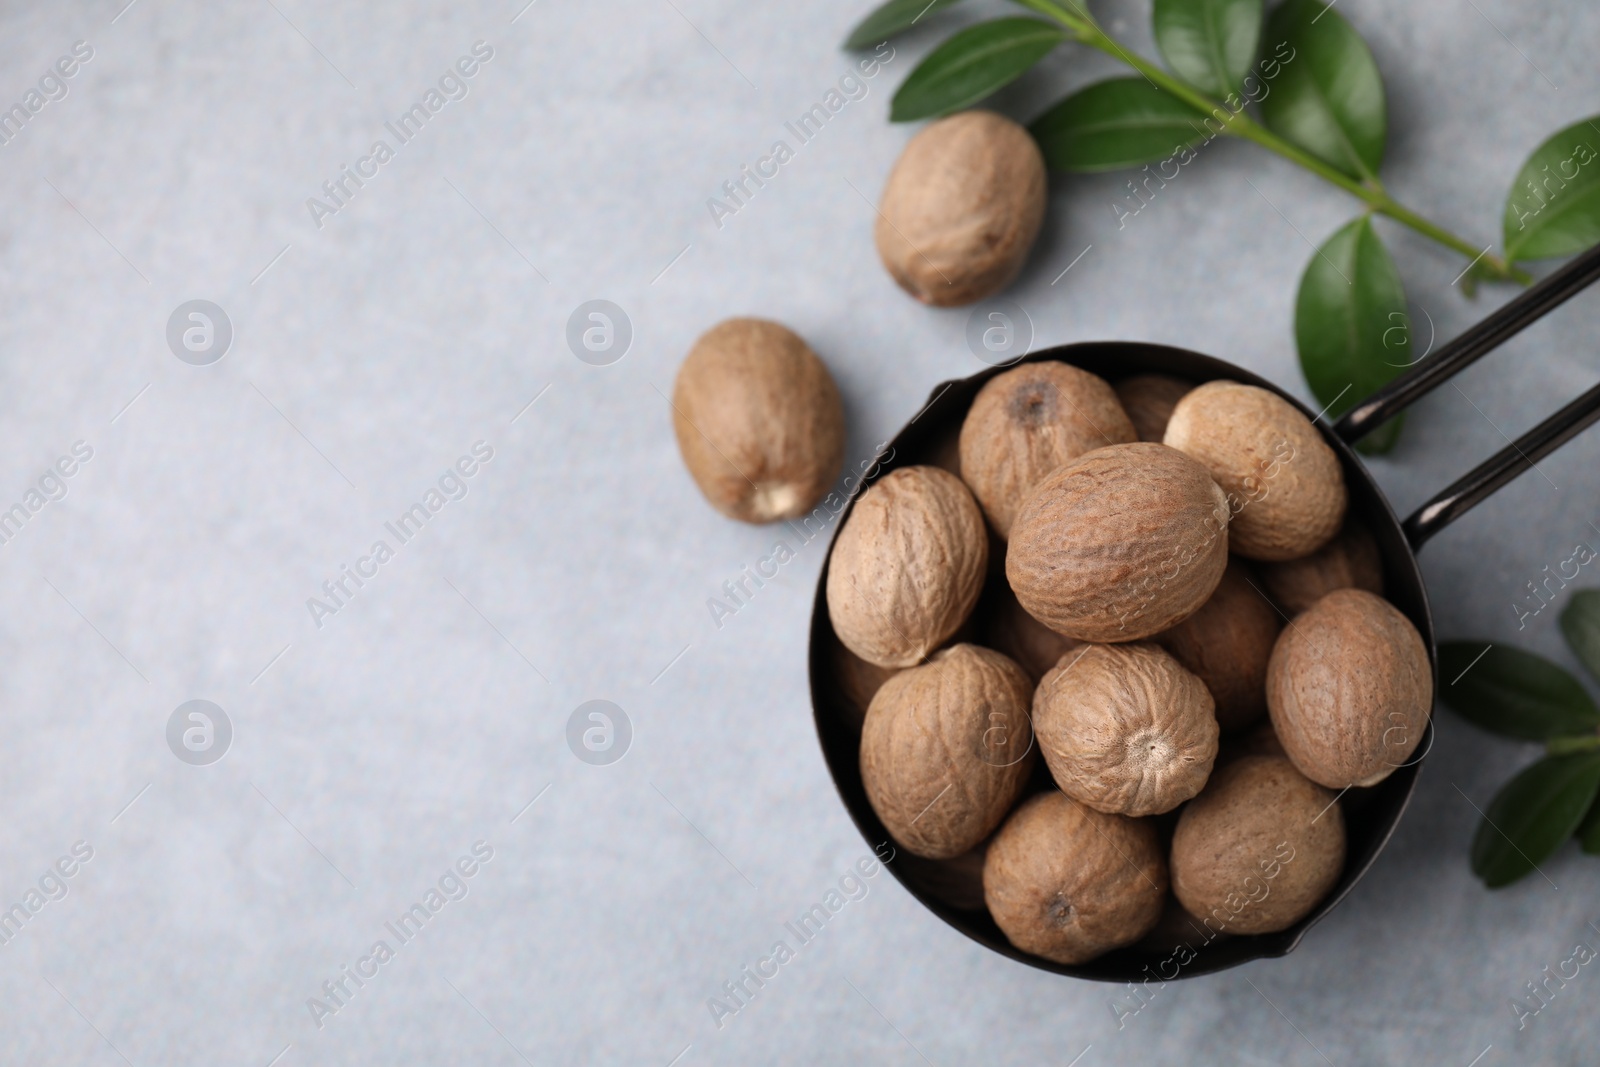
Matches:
[1020,0,1533,286]
[1547,735,1600,756]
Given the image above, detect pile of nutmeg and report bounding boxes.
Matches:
[670,321,1431,967]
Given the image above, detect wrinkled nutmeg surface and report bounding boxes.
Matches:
[1266,589,1432,789]
[1032,643,1219,816]
[859,644,1034,858]
[1115,374,1193,443]
[1171,754,1346,935]
[875,111,1047,307]
[958,361,1136,538]
[671,318,845,523]
[984,791,1167,964]
[1006,442,1231,642]
[1260,519,1384,617]
[1157,558,1281,732]
[1164,381,1346,561]
[827,465,987,668]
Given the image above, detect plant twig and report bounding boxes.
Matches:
[1017,0,1533,286]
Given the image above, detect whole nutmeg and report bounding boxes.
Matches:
[671,318,845,523]
[859,644,1035,858]
[958,361,1137,538]
[1163,381,1346,561]
[1260,519,1384,617]
[875,111,1047,307]
[1171,754,1346,936]
[1266,589,1432,789]
[1156,559,1281,732]
[1115,374,1193,443]
[827,466,988,667]
[830,633,901,732]
[977,580,1082,684]
[984,791,1167,965]
[1033,643,1219,816]
[1006,443,1232,642]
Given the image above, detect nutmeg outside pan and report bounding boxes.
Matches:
[808,242,1600,982]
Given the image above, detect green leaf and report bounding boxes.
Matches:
[1258,0,1386,180]
[1577,791,1600,853]
[843,0,967,50]
[1503,117,1600,263]
[1294,216,1409,454]
[1029,77,1210,173]
[1152,0,1263,98]
[1438,641,1600,741]
[1561,589,1600,686]
[1471,752,1600,888]
[890,18,1067,122]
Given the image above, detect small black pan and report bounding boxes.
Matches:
[808,243,1600,982]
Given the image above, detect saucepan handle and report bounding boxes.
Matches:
[1333,241,1600,550]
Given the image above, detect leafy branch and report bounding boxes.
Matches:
[1440,591,1600,888]
[846,0,1600,453]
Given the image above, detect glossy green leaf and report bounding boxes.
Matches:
[1030,77,1210,173]
[1152,0,1263,98]
[890,18,1066,122]
[1258,0,1386,180]
[1503,116,1600,263]
[1471,752,1600,888]
[1438,641,1600,741]
[843,0,967,50]
[1294,216,1409,455]
[1562,590,1600,686]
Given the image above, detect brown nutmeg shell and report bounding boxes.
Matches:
[958,361,1137,538]
[875,111,1047,307]
[859,644,1035,859]
[983,791,1167,964]
[1033,643,1219,816]
[827,465,988,668]
[1171,755,1346,935]
[1156,558,1281,732]
[1266,589,1432,789]
[671,318,845,523]
[1260,519,1384,617]
[1006,442,1232,642]
[1163,381,1346,561]
[1115,374,1193,443]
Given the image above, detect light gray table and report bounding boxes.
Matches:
[1,0,1597,1063]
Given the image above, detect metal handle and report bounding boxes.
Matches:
[1336,241,1600,443]
[1328,241,1600,550]
[1403,383,1600,548]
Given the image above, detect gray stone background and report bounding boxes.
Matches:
[0,0,1596,1063]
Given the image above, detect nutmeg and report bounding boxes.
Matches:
[1163,381,1346,561]
[983,791,1167,964]
[671,318,845,523]
[830,632,901,732]
[1266,589,1432,789]
[875,111,1047,307]
[827,465,988,668]
[1156,558,1281,732]
[976,579,1082,684]
[1115,374,1193,442]
[1006,443,1231,642]
[859,644,1034,858]
[1032,643,1219,816]
[1170,754,1346,936]
[958,361,1136,538]
[1260,519,1384,617]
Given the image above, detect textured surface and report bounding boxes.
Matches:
[2,0,1600,1063]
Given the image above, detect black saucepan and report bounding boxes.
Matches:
[809,243,1600,982]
